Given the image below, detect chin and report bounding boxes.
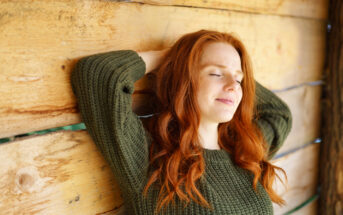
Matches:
[216,116,234,123]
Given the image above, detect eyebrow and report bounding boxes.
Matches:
[201,63,244,76]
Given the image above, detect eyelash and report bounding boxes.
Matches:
[209,74,242,84]
[210,74,222,77]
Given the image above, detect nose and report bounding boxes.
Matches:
[223,76,240,91]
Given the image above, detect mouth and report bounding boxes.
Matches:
[216,98,234,105]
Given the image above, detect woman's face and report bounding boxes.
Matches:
[196,42,243,124]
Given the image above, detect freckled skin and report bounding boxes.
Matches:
[197,42,243,124]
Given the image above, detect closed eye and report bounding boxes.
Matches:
[209,74,222,77]
[210,74,242,85]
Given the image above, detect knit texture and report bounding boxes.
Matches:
[70,50,292,215]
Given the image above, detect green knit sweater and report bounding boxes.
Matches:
[70,50,292,215]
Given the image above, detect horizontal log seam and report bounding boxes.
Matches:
[120,0,328,21]
[272,138,321,160]
[283,191,319,215]
[271,80,324,93]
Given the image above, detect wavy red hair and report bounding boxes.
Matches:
[140,29,287,214]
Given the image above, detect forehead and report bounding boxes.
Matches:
[199,42,242,73]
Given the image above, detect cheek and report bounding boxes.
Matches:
[196,82,217,110]
[199,79,219,95]
[197,87,210,103]
[236,89,243,103]
[198,85,217,103]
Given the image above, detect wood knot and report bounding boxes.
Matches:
[15,166,48,193]
[18,173,35,189]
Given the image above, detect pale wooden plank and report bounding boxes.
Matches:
[272,143,319,214]
[135,0,328,20]
[0,1,326,139]
[275,85,322,155]
[0,130,124,215]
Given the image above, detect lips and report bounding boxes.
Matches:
[216,98,234,105]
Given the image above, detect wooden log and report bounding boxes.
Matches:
[272,143,320,214]
[0,0,326,139]
[0,130,319,214]
[318,0,343,214]
[135,0,328,20]
[0,130,124,215]
[275,85,322,155]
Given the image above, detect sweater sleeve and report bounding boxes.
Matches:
[254,81,293,159]
[70,50,149,194]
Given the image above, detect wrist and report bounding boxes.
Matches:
[137,49,168,74]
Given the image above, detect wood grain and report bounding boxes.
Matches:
[272,143,319,215]
[0,130,124,215]
[0,1,326,140]
[275,85,322,155]
[135,0,329,20]
[318,0,343,213]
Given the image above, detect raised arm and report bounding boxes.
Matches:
[137,49,169,74]
[71,50,157,196]
[254,81,293,159]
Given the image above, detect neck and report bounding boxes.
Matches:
[198,120,220,150]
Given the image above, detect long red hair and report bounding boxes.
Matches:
[140,29,287,213]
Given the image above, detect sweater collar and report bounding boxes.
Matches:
[202,148,232,162]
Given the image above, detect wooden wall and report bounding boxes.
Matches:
[0,0,328,214]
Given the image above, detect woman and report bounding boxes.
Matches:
[71,29,292,215]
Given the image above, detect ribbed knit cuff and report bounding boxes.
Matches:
[124,50,147,83]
